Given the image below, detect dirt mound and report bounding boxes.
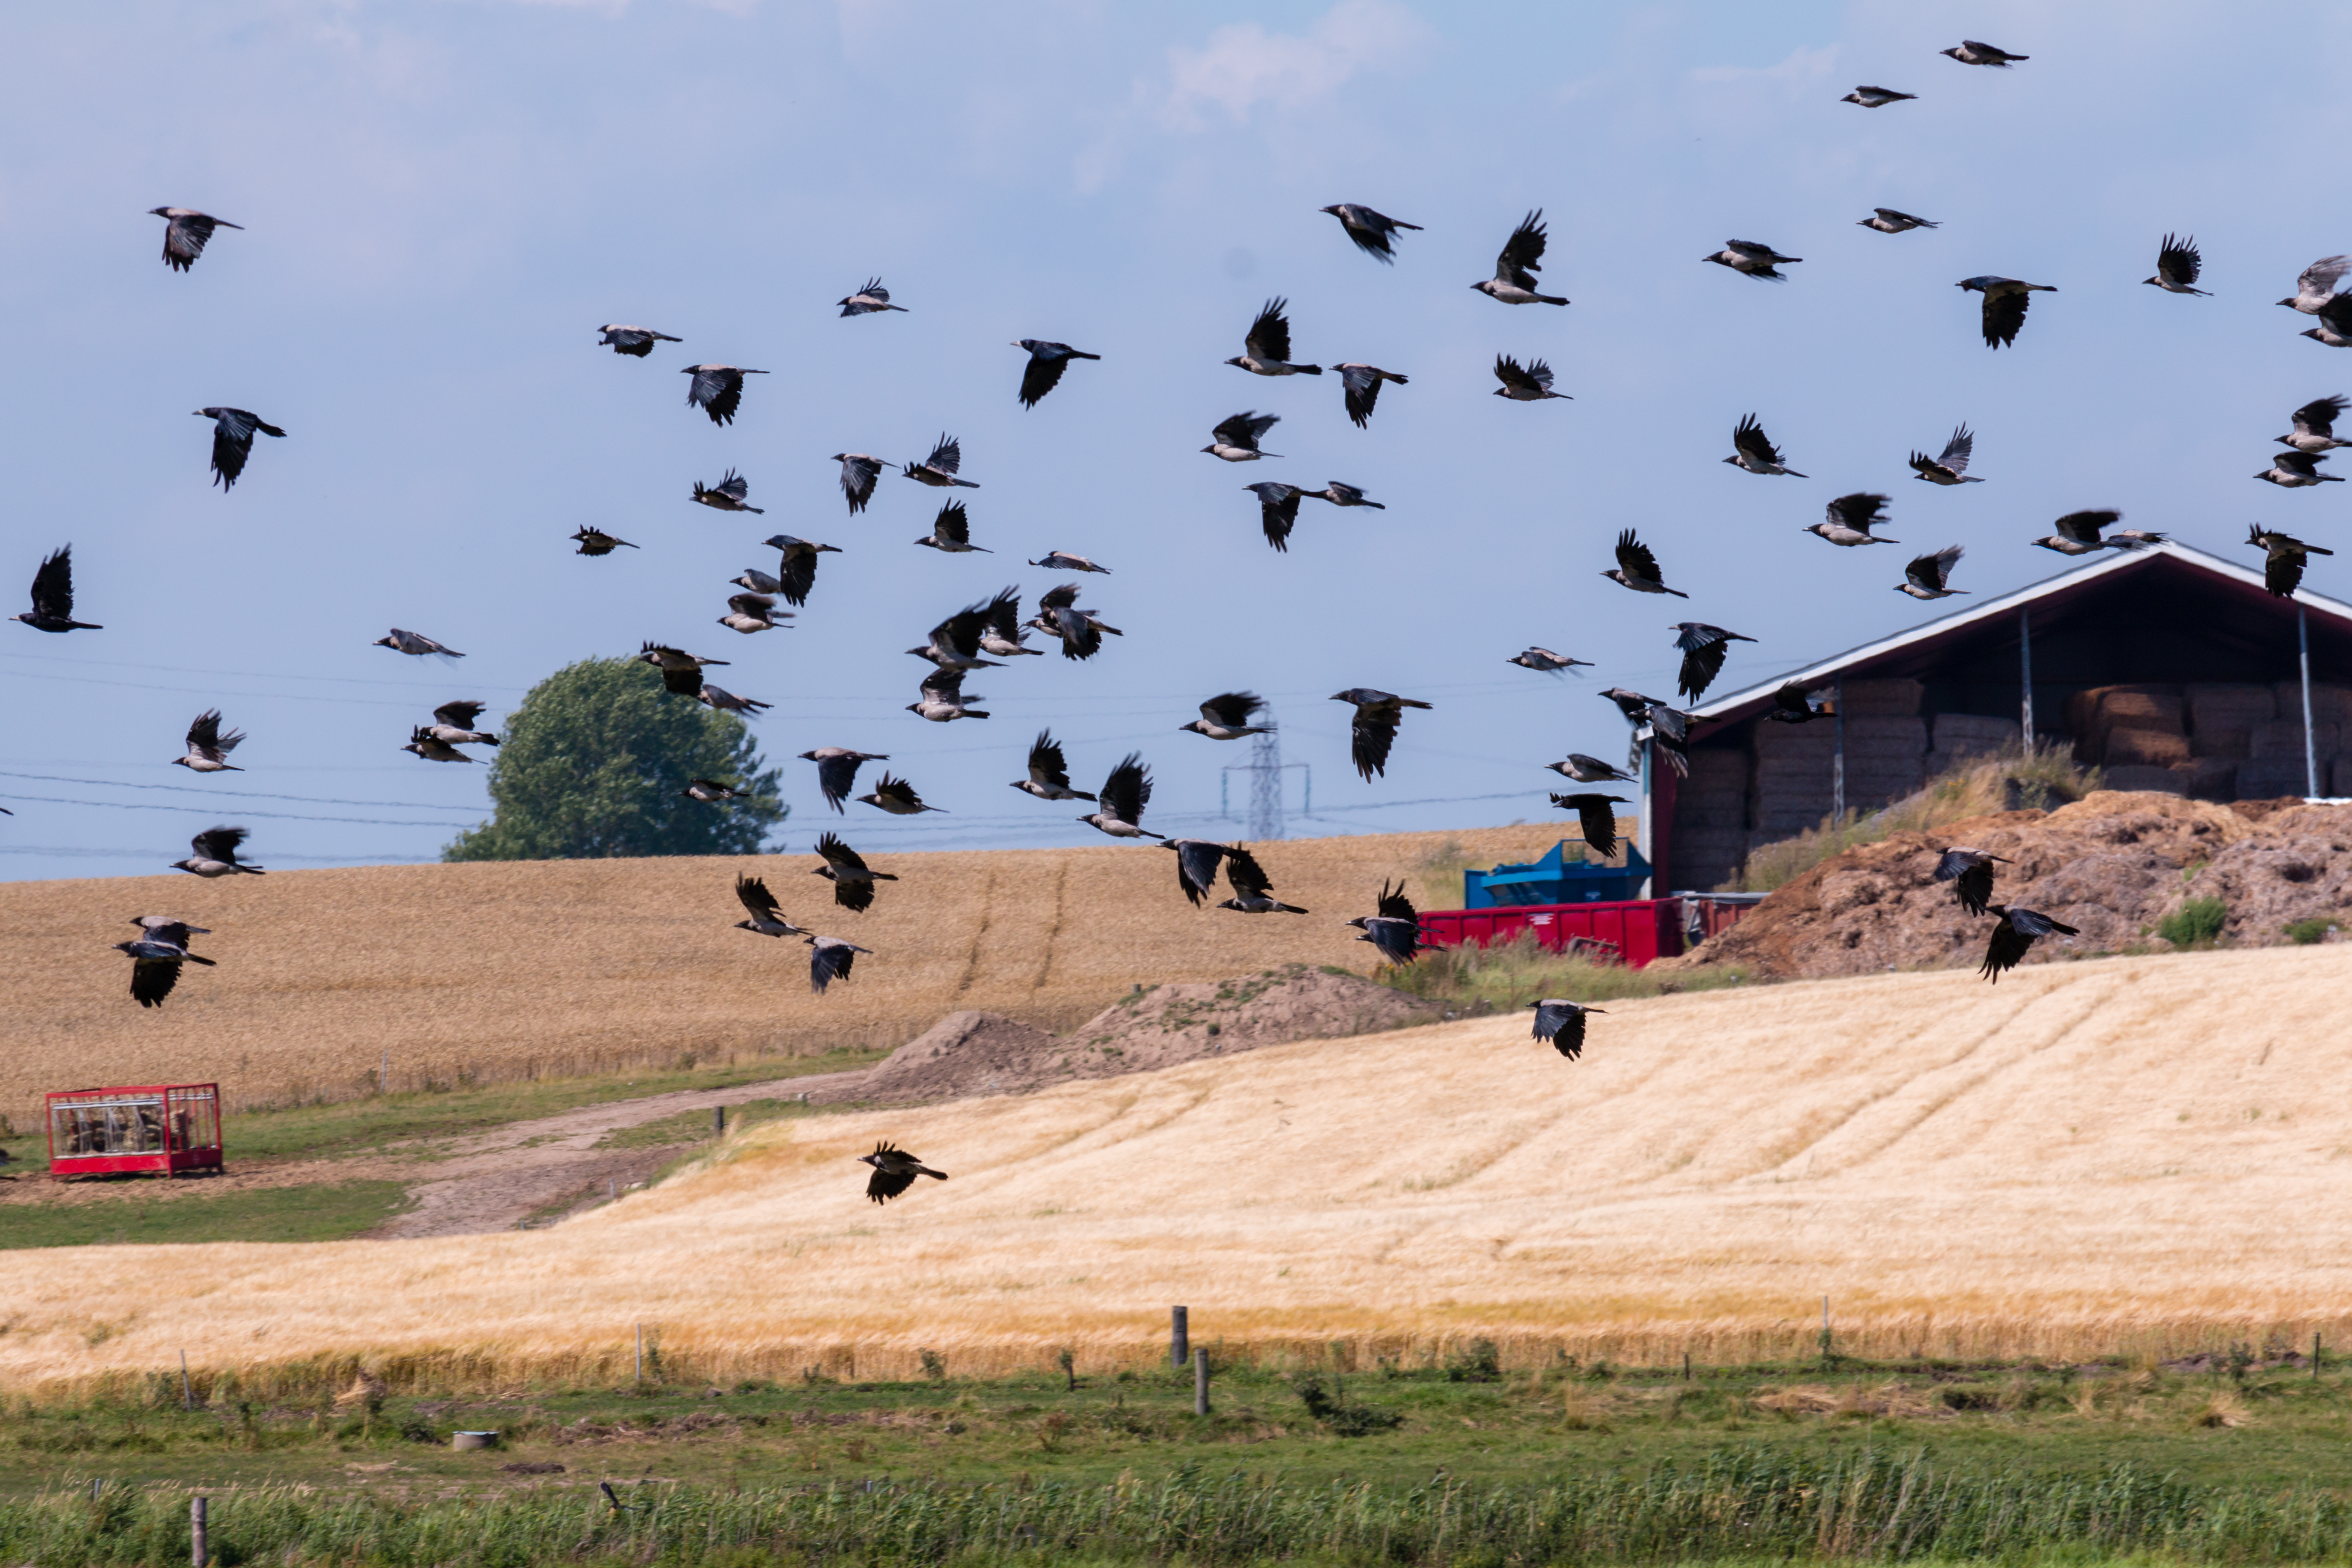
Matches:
[1668,790,2352,980]
[840,966,1440,1103]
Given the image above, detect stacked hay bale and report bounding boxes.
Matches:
[1925,712,2017,776]
[2066,681,2352,799]
[1840,679,1928,807]
[2068,684,2188,794]
[1668,747,1752,892]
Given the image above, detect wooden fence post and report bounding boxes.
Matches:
[1171,1306,1189,1368]
[713,1106,726,1135]
[1195,1350,1210,1416]
[635,1324,643,1383]
[180,1350,194,1410]
[190,1496,208,1568]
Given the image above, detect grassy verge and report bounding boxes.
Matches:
[5,1356,2352,1561]
[1384,935,1750,1013]
[0,1181,412,1249]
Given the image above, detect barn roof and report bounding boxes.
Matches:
[1687,540,2352,732]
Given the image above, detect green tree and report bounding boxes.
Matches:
[443,657,785,861]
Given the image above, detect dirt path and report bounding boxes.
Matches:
[369,1068,873,1240]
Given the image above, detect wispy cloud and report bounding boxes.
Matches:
[1155,0,1427,130]
[1688,42,1837,94]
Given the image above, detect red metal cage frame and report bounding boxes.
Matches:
[44,1083,223,1180]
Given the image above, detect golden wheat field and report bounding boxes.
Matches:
[8,943,2352,1397]
[0,825,1559,1129]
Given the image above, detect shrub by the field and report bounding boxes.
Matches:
[2159,896,2229,948]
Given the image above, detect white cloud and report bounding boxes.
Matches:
[1688,42,1837,94]
[1157,0,1427,129]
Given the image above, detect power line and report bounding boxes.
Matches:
[0,769,484,812]
[0,791,476,829]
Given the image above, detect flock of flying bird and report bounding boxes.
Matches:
[18,41,2352,1123]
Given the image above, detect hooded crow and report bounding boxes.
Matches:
[908,667,988,722]
[2249,524,2333,596]
[1228,297,1319,377]
[2031,510,2144,555]
[1546,753,1636,784]
[732,568,785,595]
[1672,623,1756,702]
[115,919,216,1007]
[1806,492,1898,547]
[811,832,896,911]
[806,933,872,994]
[1897,544,1968,600]
[1704,240,1801,280]
[1980,905,2077,982]
[1909,424,1983,484]
[1473,210,1568,305]
[1603,529,1690,595]
[1493,354,1570,401]
[910,589,1015,671]
[859,1140,945,1202]
[1203,410,1280,462]
[1080,753,1163,839]
[2282,256,2352,314]
[1933,846,2010,918]
[1028,550,1111,574]
[904,433,977,489]
[1841,85,1916,106]
[692,469,763,513]
[2145,234,2208,295]
[1308,481,1384,509]
[1012,730,1094,801]
[572,526,639,556]
[1599,687,1690,776]
[13,547,100,633]
[1181,691,1271,740]
[1347,880,1421,965]
[1321,203,1421,262]
[1330,688,1431,781]
[1028,583,1121,661]
[195,407,284,491]
[980,592,1044,658]
[402,726,471,763]
[426,700,497,746]
[682,364,766,426]
[2256,450,2343,488]
[1163,838,1230,906]
[374,629,463,657]
[759,534,843,608]
[152,208,242,272]
[2301,294,2352,348]
[1726,414,1804,476]
[1013,340,1100,408]
[696,684,770,718]
[720,592,791,634]
[837,279,906,317]
[174,709,244,773]
[733,874,807,939]
[833,453,885,514]
[1529,999,1604,1059]
[915,500,990,553]
[1247,482,1308,551]
[684,778,743,803]
[2279,396,2351,453]
[638,642,729,696]
[1765,683,1834,724]
[1550,792,1627,858]
[1218,846,1307,914]
[799,748,888,813]
[1942,39,2026,65]
[1859,208,1938,234]
[1336,363,1408,427]
[1957,276,2055,348]
[172,825,262,877]
[598,325,681,357]
[1508,647,1592,676]
[858,772,942,815]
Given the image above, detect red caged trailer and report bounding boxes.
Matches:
[45,1084,224,1181]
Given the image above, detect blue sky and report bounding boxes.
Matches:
[4,0,2348,882]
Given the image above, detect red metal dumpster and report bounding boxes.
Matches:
[1416,895,1760,969]
[46,1084,223,1180]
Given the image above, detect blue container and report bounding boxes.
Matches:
[1462,841,1651,908]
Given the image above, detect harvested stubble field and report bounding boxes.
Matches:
[6,942,2352,1397]
[0,824,1557,1129]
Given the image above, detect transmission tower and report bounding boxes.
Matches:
[1246,717,1285,841]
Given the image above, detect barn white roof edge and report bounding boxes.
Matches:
[1689,540,2352,724]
